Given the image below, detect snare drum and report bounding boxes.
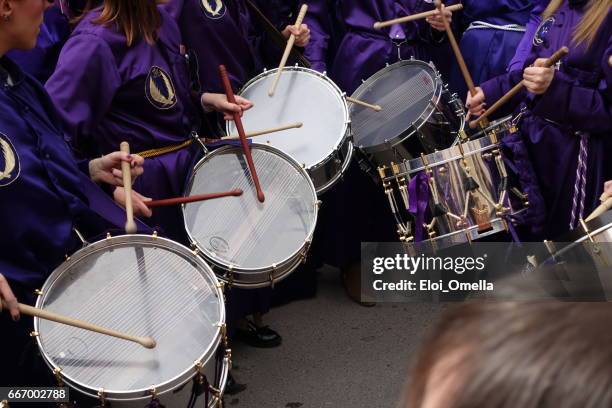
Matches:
[350,59,465,168]
[34,234,228,407]
[227,66,352,194]
[388,117,530,248]
[183,143,319,288]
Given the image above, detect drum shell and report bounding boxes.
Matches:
[33,235,228,405]
[227,66,352,194]
[396,119,527,248]
[183,144,319,288]
[350,59,464,169]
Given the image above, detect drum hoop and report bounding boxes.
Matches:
[470,115,514,140]
[34,234,225,401]
[183,143,319,274]
[227,66,351,168]
[350,59,444,151]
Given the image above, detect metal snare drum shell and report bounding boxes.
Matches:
[34,234,226,405]
[227,66,352,194]
[183,143,319,288]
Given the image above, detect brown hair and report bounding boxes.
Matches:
[404,302,612,408]
[92,0,163,47]
[543,0,611,48]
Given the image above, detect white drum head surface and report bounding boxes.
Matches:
[228,68,348,169]
[36,237,222,398]
[184,145,317,271]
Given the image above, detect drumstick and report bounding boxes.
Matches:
[219,65,265,202]
[469,46,569,128]
[2,300,156,349]
[222,122,303,140]
[346,96,382,112]
[373,4,463,29]
[585,197,612,222]
[434,1,477,97]
[268,4,308,97]
[120,141,137,234]
[146,189,243,208]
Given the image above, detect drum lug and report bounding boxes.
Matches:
[53,367,64,387]
[96,388,106,407]
[316,200,322,209]
[152,231,158,239]
[106,232,112,240]
[301,240,312,264]
[34,289,43,296]
[148,386,158,401]
[30,331,39,338]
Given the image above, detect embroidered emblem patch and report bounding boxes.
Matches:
[533,16,555,47]
[145,66,177,110]
[200,0,226,19]
[0,132,20,187]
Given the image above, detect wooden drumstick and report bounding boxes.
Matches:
[469,46,569,129]
[120,141,137,234]
[585,197,612,222]
[434,1,478,98]
[222,122,303,140]
[219,65,265,202]
[268,4,308,97]
[346,96,382,112]
[146,189,243,208]
[373,4,463,29]
[2,301,156,349]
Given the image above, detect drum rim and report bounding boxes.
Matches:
[349,59,444,152]
[183,143,319,275]
[34,234,226,400]
[227,66,351,169]
[470,115,514,140]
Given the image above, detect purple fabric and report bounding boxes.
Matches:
[165,0,324,91]
[7,5,70,84]
[46,6,202,241]
[408,171,430,242]
[507,0,548,71]
[448,0,534,98]
[483,1,612,238]
[0,57,150,289]
[326,0,442,94]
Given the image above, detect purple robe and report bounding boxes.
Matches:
[325,0,442,94]
[480,1,612,239]
[165,0,324,93]
[46,7,202,241]
[448,0,534,98]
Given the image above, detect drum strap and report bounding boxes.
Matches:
[569,132,590,230]
[136,139,195,158]
[244,0,311,68]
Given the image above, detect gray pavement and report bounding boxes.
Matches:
[227,266,443,408]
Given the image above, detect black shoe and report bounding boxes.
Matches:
[234,320,282,348]
[225,372,247,395]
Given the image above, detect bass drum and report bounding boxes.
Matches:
[34,234,229,407]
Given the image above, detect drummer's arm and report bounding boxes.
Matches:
[0,273,20,322]
[476,70,527,117]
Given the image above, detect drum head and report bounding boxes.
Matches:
[351,60,440,149]
[184,144,317,272]
[227,67,348,169]
[35,235,224,400]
